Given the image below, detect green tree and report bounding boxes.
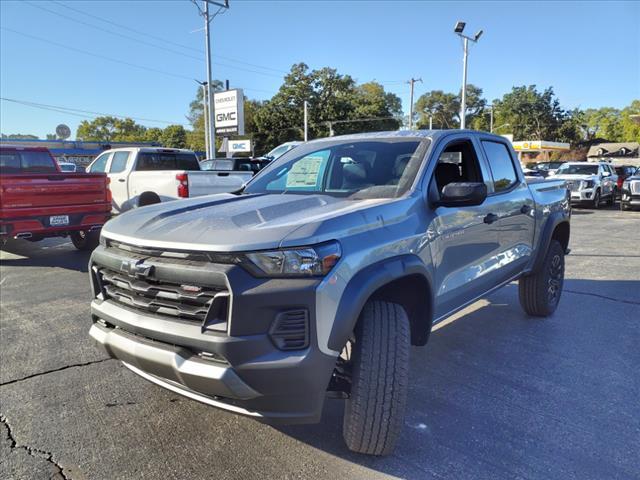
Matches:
[620,100,640,142]
[161,125,187,148]
[581,107,623,141]
[350,81,402,132]
[144,128,163,143]
[414,84,485,129]
[76,116,147,142]
[491,85,568,141]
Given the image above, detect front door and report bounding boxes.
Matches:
[424,136,503,320]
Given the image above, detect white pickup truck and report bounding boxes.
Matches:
[86,147,243,213]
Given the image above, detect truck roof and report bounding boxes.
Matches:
[103,147,196,154]
[306,129,509,144]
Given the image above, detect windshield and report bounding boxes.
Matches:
[244,138,428,199]
[556,164,598,175]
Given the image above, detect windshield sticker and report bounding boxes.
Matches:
[286,156,323,187]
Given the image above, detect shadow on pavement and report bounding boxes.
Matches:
[0,238,91,273]
[275,279,640,479]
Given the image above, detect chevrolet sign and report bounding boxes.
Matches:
[214,89,244,136]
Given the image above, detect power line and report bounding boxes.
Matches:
[1,27,196,81]
[49,0,289,75]
[1,97,190,126]
[18,3,285,79]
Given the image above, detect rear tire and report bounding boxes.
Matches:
[342,301,410,456]
[70,230,99,251]
[519,240,565,317]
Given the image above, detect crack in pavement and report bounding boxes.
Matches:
[0,358,113,387]
[564,289,640,306]
[1,414,71,480]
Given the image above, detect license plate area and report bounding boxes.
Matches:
[50,215,69,226]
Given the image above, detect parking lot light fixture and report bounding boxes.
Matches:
[454,21,484,130]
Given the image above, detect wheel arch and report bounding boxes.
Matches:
[138,191,161,207]
[327,255,434,350]
[527,212,570,274]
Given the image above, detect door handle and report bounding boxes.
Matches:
[118,178,125,182]
[520,204,531,214]
[483,213,498,224]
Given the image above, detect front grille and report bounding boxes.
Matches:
[566,181,581,192]
[97,266,226,324]
[631,181,640,194]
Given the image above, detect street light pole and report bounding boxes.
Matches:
[490,105,494,133]
[303,101,308,141]
[454,21,483,130]
[203,1,215,158]
[460,37,469,130]
[407,77,422,130]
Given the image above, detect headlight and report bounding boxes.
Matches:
[582,180,595,189]
[245,241,341,277]
[623,181,630,190]
[99,234,107,246]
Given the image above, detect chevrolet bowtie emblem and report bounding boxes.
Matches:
[121,259,154,278]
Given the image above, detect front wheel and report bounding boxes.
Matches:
[591,189,601,209]
[607,189,615,206]
[70,230,99,251]
[518,240,565,317]
[342,301,410,456]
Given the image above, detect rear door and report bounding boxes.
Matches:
[107,150,133,212]
[479,137,535,281]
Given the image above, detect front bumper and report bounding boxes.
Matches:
[569,188,596,203]
[89,244,337,424]
[620,190,640,208]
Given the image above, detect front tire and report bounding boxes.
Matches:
[70,230,99,251]
[342,301,410,456]
[519,240,565,317]
[607,189,615,206]
[591,189,601,209]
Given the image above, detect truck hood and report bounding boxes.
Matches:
[101,193,391,252]
[553,174,598,181]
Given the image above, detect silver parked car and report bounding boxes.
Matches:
[553,161,618,208]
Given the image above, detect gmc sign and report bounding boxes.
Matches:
[213,89,244,136]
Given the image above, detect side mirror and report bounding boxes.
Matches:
[436,182,487,207]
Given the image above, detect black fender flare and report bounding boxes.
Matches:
[327,254,434,351]
[527,211,570,274]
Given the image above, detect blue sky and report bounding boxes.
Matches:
[1,0,638,138]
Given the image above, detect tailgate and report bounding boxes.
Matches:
[0,173,108,209]
[188,171,250,197]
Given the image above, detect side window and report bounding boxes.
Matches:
[482,141,518,193]
[432,139,483,195]
[109,152,130,173]
[90,153,110,173]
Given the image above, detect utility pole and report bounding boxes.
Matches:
[454,21,483,130]
[303,101,308,141]
[407,77,422,130]
[194,0,229,158]
[429,116,433,130]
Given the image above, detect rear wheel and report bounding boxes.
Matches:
[519,240,565,317]
[70,230,99,251]
[138,192,161,207]
[342,301,410,456]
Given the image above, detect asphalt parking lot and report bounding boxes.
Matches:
[1,205,639,480]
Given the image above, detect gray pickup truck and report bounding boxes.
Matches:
[88,130,570,456]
